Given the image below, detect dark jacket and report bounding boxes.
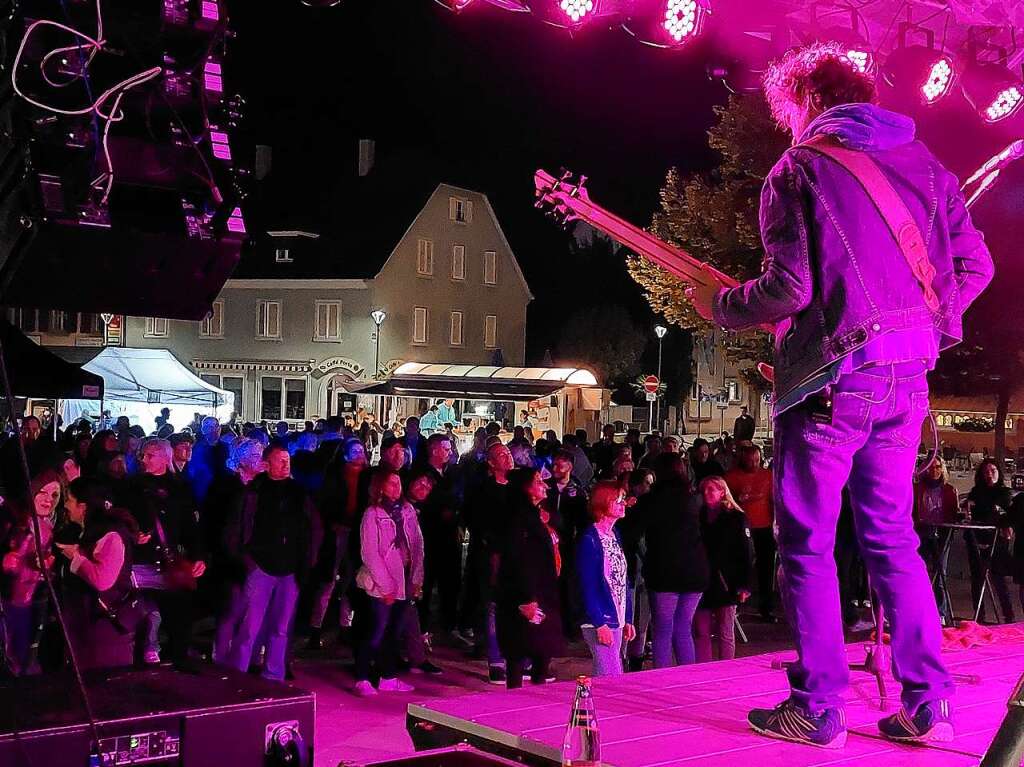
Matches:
[635,479,709,594]
[125,472,203,565]
[224,475,320,582]
[713,103,993,407]
[575,524,633,629]
[699,506,754,610]
[496,501,564,660]
[419,464,460,541]
[965,484,1013,527]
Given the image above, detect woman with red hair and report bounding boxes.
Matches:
[575,481,634,676]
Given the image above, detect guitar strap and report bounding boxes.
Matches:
[797,134,940,313]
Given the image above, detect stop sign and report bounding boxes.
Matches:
[643,375,659,393]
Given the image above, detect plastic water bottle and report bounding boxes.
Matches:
[561,675,601,767]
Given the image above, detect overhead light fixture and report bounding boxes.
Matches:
[881,45,956,105]
[435,0,475,10]
[622,0,709,50]
[962,60,1024,123]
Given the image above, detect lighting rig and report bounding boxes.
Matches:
[0,0,251,320]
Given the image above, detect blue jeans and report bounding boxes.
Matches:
[227,567,299,681]
[649,591,702,667]
[581,626,624,676]
[774,363,952,713]
[355,598,407,681]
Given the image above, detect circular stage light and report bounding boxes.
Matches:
[962,61,1024,123]
[559,0,595,24]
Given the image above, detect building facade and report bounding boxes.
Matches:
[113,183,532,424]
[685,331,771,439]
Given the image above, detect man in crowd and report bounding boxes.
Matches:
[127,437,206,668]
[725,443,775,621]
[561,433,594,486]
[590,424,618,477]
[547,448,589,637]
[225,444,317,682]
[401,416,429,468]
[690,438,724,482]
[0,415,54,497]
[462,442,515,683]
[689,41,992,746]
[733,406,756,442]
[417,433,461,636]
[188,416,228,506]
[169,433,193,476]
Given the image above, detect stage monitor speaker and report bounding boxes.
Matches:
[0,666,314,767]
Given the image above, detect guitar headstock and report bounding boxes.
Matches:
[533,168,590,229]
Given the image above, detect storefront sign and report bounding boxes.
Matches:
[311,356,365,380]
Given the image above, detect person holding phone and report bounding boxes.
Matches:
[496,468,564,689]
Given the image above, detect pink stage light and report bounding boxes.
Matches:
[922,57,953,104]
[985,86,1024,122]
[559,0,595,24]
[663,0,699,43]
[201,1,219,21]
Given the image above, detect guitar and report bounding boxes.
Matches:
[533,168,775,386]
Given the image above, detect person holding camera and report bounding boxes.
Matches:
[57,477,143,669]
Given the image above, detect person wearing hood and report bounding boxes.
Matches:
[688,42,993,747]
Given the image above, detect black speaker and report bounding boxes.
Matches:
[0,0,250,321]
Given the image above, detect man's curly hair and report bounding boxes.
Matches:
[763,41,877,130]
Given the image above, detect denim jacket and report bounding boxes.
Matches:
[713,104,994,409]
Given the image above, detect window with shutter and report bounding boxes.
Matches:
[145,317,169,338]
[484,251,497,285]
[452,245,465,280]
[413,307,428,344]
[314,300,342,341]
[484,314,497,349]
[450,311,463,346]
[257,300,282,339]
[450,197,471,224]
[417,238,434,275]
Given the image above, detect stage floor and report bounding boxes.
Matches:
[407,627,1024,767]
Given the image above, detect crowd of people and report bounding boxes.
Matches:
[0,405,1018,694]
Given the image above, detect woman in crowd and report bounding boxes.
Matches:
[913,458,959,617]
[575,481,634,676]
[963,458,1015,623]
[310,437,369,648]
[353,469,424,696]
[399,468,442,675]
[1,469,61,674]
[693,476,753,663]
[496,467,563,688]
[56,477,142,669]
[638,452,708,667]
[623,467,655,672]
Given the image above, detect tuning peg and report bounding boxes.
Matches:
[570,175,588,197]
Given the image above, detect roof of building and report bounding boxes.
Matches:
[235,147,505,282]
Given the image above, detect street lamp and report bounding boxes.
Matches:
[370,309,387,379]
[654,325,667,431]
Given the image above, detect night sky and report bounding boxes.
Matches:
[228,0,729,381]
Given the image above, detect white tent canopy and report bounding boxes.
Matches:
[61,347,233,429]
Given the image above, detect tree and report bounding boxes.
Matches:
[556,305,646,386]
[626,94,789,393]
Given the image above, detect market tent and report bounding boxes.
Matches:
[61,347,232,428]
[0,319,103,400]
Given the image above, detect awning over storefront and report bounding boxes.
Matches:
[359,362,599,400]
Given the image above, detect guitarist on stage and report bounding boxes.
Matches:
[688,42,993,748]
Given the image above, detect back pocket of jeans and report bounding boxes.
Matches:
[802,391,871,448]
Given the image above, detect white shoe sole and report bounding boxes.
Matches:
[749,723,848,749]
[880,722,954,744]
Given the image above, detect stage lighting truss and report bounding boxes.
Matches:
[962,60,1024,124]
[622,0,708,49]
